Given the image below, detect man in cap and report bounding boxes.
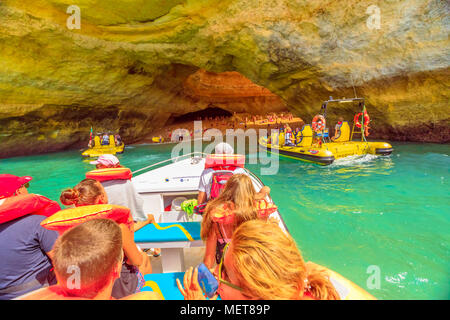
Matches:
[0,174,60,300]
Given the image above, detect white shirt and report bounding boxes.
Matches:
[100,180,147,221]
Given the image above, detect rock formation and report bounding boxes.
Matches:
[0,0,448,157]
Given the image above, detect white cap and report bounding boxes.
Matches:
[90,154,120,167]
[214,142,234,154]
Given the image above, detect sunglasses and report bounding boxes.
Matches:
[218,243,243,292]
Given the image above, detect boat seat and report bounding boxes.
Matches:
[134,222,201,243]
[316,128,329,138]
[109,135,115,147]
[333,121,350,142]
[93,136,100,147]
[142,272,185,300]
[270,132,279,145]
[278,132,285,146]
[142,272,222,300]
[296,124,313,147]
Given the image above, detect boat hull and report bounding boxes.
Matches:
[259,137,393,165]
[81,143,125,158]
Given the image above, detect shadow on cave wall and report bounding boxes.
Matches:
[165,107,233,125]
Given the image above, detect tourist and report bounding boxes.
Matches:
[88,154,152,228]
[114,134,122,146]
[21,219,161,300]
[201,174,270,268]
[101,133,110,146]
[331,117,344,141]
[0,174,61,300]
[284,124,295,146]
[177,219,340,300]
[60,178,153,299]
[197,142,247,204]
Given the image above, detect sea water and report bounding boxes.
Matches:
[0,142,448,300]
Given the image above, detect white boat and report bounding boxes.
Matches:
[132,152,376,300]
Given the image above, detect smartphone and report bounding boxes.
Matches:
[197,263,218,298]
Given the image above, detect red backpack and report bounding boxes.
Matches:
[210,169,238,200]
[205,154,245,200]
[194,154,246,215]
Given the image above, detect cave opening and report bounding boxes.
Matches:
[166,107,232,125]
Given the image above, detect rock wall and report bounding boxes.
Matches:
[0,0,448,157]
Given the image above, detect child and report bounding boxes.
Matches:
[201,174,271,268]
[60,179,152,299]
[21,219,160,300]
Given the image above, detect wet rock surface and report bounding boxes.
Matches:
[0,0,448,158]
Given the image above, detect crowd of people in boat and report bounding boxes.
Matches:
[147,112,301,143]
[88,133,122,148]
[267,116,348,148]
[0,143,340,300]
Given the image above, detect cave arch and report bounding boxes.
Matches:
[166,107,233,125]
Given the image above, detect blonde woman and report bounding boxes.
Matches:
[178,219,340,300]
[201,174,271,269]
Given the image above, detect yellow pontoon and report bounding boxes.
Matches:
[152,137,164,143]
[82,134,125,158]
[259,98,393,165]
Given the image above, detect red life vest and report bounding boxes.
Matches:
[85,167,132,182]
[211,200,278,224]
[0,194,61,224]
[205,154,245,200]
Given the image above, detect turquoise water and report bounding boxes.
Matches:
[1,142,449,300]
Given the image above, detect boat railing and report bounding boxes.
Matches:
[244,168,289,233]
[132,151,207,176]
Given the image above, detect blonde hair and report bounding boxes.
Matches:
[230,220,340,300]
[201,174,259,240]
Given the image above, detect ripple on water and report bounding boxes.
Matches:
[0,142,448,299]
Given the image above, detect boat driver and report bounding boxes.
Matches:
[331,117,344,141]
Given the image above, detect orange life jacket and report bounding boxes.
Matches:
[0,194,61,224]
[211,199,278,224]
[40,204,133,235]
[85,167,132,182]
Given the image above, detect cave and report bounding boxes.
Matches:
[166,107,233,125]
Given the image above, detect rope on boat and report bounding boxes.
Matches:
[132,152,206,175]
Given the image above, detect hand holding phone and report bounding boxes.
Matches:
[197,263,219,298]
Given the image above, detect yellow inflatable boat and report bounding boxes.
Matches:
[152,136,164,143]
[81,135,125,158]
[259,98,393,165]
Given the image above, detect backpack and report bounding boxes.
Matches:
[194,154,245,215]
[209,168,238,200]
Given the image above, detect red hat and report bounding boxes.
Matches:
[0,174,33,199]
